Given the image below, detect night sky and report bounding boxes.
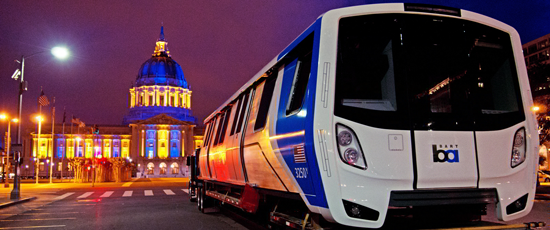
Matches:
[1,0,549,133]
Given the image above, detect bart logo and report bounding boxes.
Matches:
[432,144,460,163]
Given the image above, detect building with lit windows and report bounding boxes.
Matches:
[23,26,199,180]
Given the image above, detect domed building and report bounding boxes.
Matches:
[123,26,195,124]
[125,26,197,178]
[22,26,200,181]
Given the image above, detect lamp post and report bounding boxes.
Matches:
[1,114,18,188]
[12,47,69,145]
[35,115,44,184]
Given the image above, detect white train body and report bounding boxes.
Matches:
[197,3,538,228]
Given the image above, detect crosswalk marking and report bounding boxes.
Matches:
[55,192,75,200]
[77,192,94,199]
[123,191,133,197]
[56,189,190,200]
[100,191,114,198]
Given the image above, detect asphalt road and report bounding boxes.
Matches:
[0,178,254,230]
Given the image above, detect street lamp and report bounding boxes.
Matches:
[35,115,44,184]
[1,114,18,188]
[12,47,69,145]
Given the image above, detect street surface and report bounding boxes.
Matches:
[0,178,252,230]
[0,179,548,229]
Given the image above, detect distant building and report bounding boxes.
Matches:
[20,26,203,180]
[523,33,550,68]
[523,33,550,98]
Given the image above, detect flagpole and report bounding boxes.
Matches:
[36,104,41,184]
[61,107,65,183]
[50,97,55,183]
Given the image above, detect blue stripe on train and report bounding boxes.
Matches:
[275,18,328,209]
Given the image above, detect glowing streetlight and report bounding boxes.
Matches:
[532,106,541,113]
[1,114,18,188]
[51,47,69,59]
[12,46,70,144]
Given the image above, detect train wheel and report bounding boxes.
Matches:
[188,181,196,202]
[197,187,203,212]
[200,186,209,213]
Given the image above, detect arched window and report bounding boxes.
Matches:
[159,162,167,175]
[147,162,155,175]
[171,162,179,174]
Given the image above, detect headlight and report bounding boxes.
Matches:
[511,128,526,168]
[336,124,367,170]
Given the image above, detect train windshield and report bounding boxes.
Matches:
[335,14,525,131]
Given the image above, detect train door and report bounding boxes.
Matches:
[274,34,318,196]
[227,91,252,184]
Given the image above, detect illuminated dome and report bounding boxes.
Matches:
[136,27,188,88]
[123,26,196,125]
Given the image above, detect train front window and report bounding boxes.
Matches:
[335,14,524,131]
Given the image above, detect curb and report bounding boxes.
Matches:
[0,197,37,209]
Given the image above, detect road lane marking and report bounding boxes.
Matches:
[144,190,153,196]
[54,192,75,200]
[0,218,77,222]
[0,225,66,229]
[77,192,94,199]
[122,191,133,197]
[100,191,114,198]
[163,189,175,195]
[181,189,189,194]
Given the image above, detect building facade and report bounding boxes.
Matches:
[20,26,200,180]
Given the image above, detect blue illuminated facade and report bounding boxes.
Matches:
[125,26,197,178]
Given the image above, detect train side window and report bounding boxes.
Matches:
[254,74,278,131]
[204,119,216,147]
[203,122,211,146]
[286,51,312,115]
[235,91,250,134]
[217,108,232,144]
[285,33,314,116]
[230,96,243,136]
[212,114,224,146]
[210,116,221,146]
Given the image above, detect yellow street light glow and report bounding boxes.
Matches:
[0,114,7,120]
[532,106,541,112]
[35,115,44,122]
[51,47,69,59]
[11,118,18,123]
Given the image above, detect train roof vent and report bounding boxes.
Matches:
[404,3,461,17]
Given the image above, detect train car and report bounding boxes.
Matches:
[190,3,539,229]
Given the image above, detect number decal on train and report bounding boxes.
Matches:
[295,167,308,179]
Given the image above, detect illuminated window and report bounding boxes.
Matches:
[85,139,93,158]
[159,162,167,175]
[147,162,154,175]
[66,139,75,158]
[158,130,168,159]
[113,139,120,157]
[58,162,62,171]
[171,162,179,174]
[103,139,111,158]
[121,139,130,158]
[39,162,45,171]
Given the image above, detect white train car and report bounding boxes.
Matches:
[190,3,539,229]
